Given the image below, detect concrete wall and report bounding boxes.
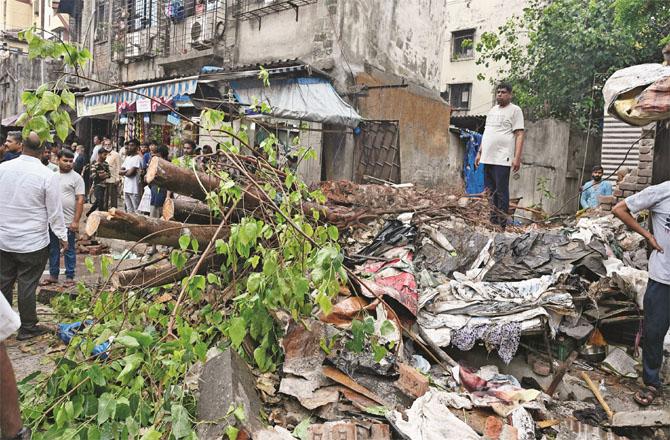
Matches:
[440,0,528,115]
[0,53,61,118]
[354,70,455,188]
[233,0,448,91]
[509,119,602,216]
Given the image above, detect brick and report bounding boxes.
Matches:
[618,182,637,191]
[639,161,652,169]
[309,422,356,440]
[485,417,504,439]
[370,424,391,440]
[638,176,649,184]
[613,189,623,197]
[394,363,429,399]
[636,183,649,191]
[638,152,653,161]
[639,138,655,147]
[601,204,612,211]
[598,195,615,205]
[624,190,634,197]
[638,168,653,177]
[638,145,652,155]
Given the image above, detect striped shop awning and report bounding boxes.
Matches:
[82,76,199,108]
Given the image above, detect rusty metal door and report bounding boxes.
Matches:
[354,120,401,184]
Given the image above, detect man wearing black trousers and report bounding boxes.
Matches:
[475,82,525,229]
[613,181,669,406]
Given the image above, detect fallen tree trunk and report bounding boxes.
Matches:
[146,157,353,224]
[112,256,216,289]
[163,197,219,224]
[86,208,228,248]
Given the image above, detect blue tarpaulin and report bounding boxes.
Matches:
[461,129,485,194]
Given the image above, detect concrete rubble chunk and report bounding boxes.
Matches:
[612,410,670,427]
[196,348,263,439]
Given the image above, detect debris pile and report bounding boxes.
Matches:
[80,168,657,438]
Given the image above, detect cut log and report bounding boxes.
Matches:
[146,157,221,200]
[85,209,228,248]
[163,197,219,224]
[112,256,216,289]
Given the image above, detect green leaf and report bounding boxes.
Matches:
[247,273,262,293]
[293,418,311,440]
[380,320,396,338]
[372,343,388,363]
[126,330,153,347]
[60,89,76,108]
[363,405,388,416]
[139,428,162,440]
[87,426,101,440]
[117,353,144,381]
[191,238,200,253]
[232,405,246,422]
[85,257,95,274]
[116,334,140,348]
[225,426,239,440]
[97,392,116,425]
[326,225,339,241]
[179,234,191,250]
[228,317,246,348]
[171,404,191,439]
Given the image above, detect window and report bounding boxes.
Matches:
[445,83,472,110]
[94,0,109,42]
[451,29,475,60]
[126,0,158,32]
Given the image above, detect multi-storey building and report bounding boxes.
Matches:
[76,0,462,187]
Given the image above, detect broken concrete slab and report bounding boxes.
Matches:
[611,410,670,427]
[196,348,262,439]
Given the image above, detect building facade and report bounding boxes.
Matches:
[439,0,527,116]
[78,0,457,187]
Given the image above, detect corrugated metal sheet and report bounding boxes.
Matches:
[601,115,643,180]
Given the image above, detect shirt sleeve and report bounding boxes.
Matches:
[75,174,85,195]
[512,106,525,131]
[46,172,67,241]
[626,184,666,214]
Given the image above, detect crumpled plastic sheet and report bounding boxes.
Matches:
[387,390,481,440]
[451,322,521,364]
[356,246,418,316]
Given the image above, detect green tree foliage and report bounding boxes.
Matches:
[476,0,670,128]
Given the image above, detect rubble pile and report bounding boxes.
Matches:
[82,167,657,439]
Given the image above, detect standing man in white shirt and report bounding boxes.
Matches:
[120,139,144,213]
[475,82,525,229]
[0,132,68,341]
[43,149,85,288]
[89,135,102,162]
[104,141,121,209]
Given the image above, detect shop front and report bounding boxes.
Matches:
[76,76,200,152]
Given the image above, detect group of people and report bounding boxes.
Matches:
[0,132,208,439]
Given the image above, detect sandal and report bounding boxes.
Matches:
[62,279,76,288]
[39,278,57,286]
[634,385,660,406]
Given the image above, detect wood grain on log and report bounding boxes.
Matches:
[85,209,228,248]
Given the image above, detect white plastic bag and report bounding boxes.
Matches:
[0,291,20,341]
